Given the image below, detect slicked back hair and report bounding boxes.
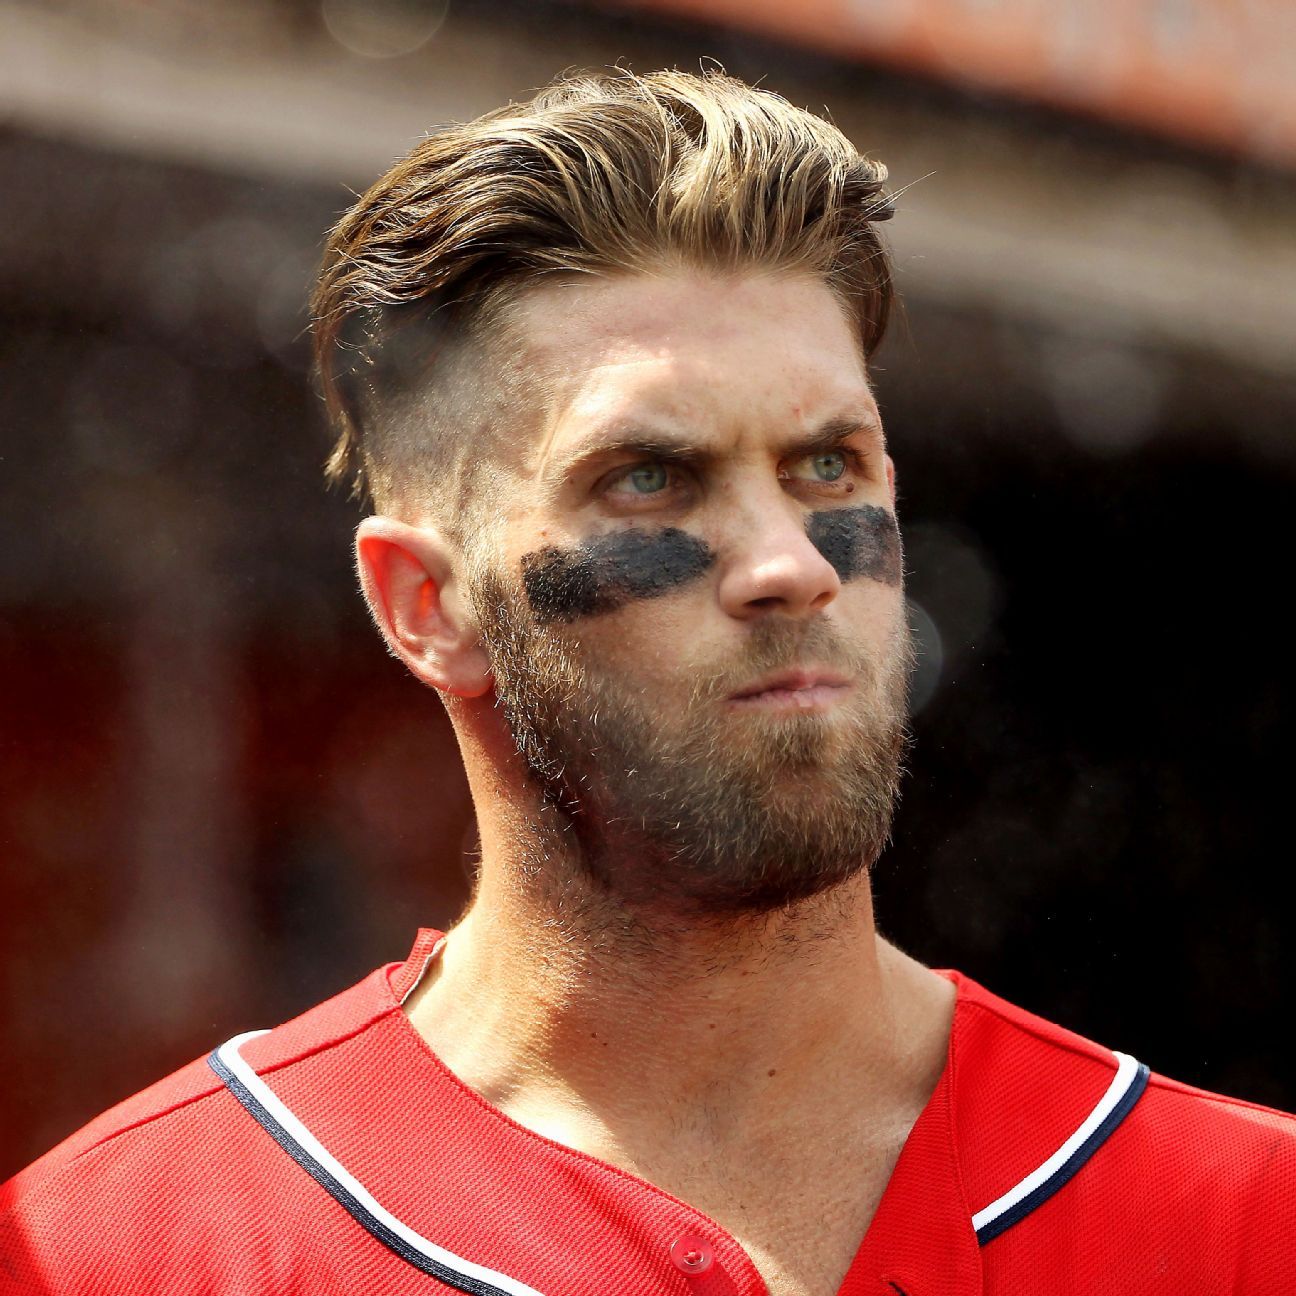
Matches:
[310,68,897,530]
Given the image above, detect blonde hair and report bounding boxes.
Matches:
[311,68,896,520]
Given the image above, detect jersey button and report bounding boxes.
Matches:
[670,1233,715,1276]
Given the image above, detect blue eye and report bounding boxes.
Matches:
[626,463,670,493]
[812,451,846,482]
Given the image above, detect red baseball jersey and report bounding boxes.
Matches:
[3,928,1294,1294]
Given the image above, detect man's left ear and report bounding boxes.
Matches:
[354,516,492,698]
[884,454,897,506]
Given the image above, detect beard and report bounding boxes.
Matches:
[469,566,913,917]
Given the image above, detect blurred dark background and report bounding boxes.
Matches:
[2,0,1294,1177]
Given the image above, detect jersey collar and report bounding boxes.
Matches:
[392,930,983,1294]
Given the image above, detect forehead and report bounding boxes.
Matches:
[501,271,875,466]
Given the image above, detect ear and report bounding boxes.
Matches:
[355,516,492,698]
[884,453,897,507]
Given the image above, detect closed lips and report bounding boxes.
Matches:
[729,671,850,700]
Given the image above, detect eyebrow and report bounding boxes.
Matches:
[784,414,886,459]
[547,413,885,486]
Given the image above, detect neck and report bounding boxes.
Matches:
[406,809,953,1160]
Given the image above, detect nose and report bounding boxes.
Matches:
[715,502,842,621]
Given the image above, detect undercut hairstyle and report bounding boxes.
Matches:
[310,67,897,533]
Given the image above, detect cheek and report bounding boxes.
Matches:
[806,506,902,586]
[520,527,715,624]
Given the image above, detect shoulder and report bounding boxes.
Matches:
[0,964,401,1295]
[948,969,1296,1166]
[945,971,1296,1289]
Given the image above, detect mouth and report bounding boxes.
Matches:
[727,669,853,713]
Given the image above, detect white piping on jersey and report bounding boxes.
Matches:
[970,1050,1142,1237]
[214,1031,546,1296]
[398,935,446,1006]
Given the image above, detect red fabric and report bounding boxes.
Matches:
[3,931,1293,1294]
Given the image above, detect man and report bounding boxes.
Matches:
[2,69,1292,1296]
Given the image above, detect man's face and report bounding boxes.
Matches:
[467,270,911,915]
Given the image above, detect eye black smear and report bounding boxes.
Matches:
[806,506,902,585]
[521,527,715,624]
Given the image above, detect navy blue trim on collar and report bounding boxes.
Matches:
[208,1045,528,1296]
[975,1060,1150,1245]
